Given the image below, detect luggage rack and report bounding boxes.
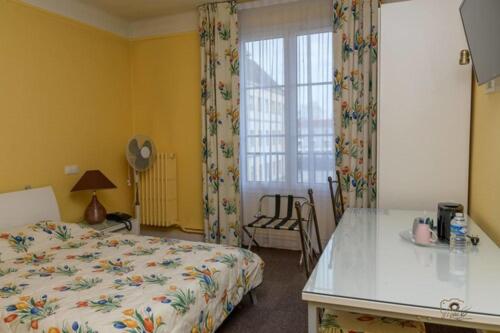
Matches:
[243,193,311,251]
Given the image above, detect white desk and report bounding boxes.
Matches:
[303,209,500,332]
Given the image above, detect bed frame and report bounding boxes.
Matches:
[0,186,260,306]
[0,186,61,229]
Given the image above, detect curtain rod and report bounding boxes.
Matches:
[197,0,237,8]
[197,0,319,10]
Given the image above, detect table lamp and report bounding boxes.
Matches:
[71,170,116,224]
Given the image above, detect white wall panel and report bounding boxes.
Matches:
[378,0,471,212]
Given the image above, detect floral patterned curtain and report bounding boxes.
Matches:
[333,0,378,208]
[200,1,241,246]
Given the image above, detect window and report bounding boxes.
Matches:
[239,0,335,248]
[241,31,334,185]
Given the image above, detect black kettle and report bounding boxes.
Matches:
[437,202,464,242]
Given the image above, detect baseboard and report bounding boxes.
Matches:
[143,225,305,250]
[243,228,302,250]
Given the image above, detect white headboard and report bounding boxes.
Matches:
[0,186,61,229]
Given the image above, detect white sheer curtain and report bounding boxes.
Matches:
[240,0,334,249]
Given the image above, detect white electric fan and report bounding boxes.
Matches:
[126,135,157,226]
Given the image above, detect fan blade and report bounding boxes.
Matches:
[128,138,140,155]
[134,155,149,170]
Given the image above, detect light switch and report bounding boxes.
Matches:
[64,165,80,175]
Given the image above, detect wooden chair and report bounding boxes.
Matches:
[328,170,345,227]
[295,193,426,333]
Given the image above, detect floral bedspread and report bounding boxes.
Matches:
[0,221,264,333]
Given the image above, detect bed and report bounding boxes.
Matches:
[0,187,264,333]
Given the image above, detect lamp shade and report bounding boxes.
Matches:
[71,170,116,192]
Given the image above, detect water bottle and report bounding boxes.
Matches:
[450,213,467,251]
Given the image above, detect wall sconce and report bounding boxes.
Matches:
[459,49,470,65]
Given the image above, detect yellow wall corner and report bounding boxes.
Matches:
[469,81,500,246]
[130,31,203,230]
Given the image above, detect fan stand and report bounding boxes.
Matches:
[133,169,141,230]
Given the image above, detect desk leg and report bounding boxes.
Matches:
[308,303,319,333]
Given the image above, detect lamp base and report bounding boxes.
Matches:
[85,193,106,224]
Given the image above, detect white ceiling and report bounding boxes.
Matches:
[77,0,208,21]
[21,0,257,38]
[23,0,410,37]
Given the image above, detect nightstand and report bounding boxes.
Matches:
[82,219,140,235]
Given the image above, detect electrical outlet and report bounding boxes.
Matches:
[486,78,500,94]
[64,165,80,175]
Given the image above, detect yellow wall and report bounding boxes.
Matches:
[0,1,202,229]
[0,0,133,221]
[130,32,203,231]
[469,81,500,246]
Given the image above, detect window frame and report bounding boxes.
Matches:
[240,27,334,187]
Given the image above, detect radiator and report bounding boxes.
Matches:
[138,153,178,227]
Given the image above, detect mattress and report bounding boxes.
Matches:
[0,221,264,333]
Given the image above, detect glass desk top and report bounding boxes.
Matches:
[303,209,500,319]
